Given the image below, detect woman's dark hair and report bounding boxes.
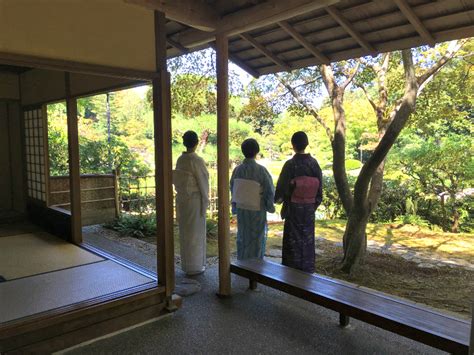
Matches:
[291,131,309,151]
[241,138,260,159]
[182,130,199,149]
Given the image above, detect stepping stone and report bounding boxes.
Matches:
[266,249,282,258]
[174,278,201,297]
[417,263,436,269]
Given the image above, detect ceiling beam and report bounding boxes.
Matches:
[167,38,189,54]
[210,43,260,78]
[326,5,375,53]
[240,33,290,71]
[125,0,219,32]
[393,0,435,46]
[174,0,340,49]
[278,20,330,64]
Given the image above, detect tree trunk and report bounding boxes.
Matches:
[321,65,353,214]
[451,210,460,233]
[341,49,418,274]
[342,206,370,273]
[367,159,385,213]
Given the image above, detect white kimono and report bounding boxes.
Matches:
[173,152,209,275]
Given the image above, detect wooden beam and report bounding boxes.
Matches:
[326,5,375,53]
[153,11,175,298]
[125,0,219,31]
[278,20,330,64]
[65,73,82,244]
[167,38,189,54]
[216,33,231,297]
[175,0,340,48]
[240,33,290,71]
[0,52,157,81]
[210,43,260,78]
[393,0,435,46]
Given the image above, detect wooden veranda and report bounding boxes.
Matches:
[0,0,473,353]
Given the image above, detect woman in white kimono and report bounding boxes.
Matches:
[173,131,209,275]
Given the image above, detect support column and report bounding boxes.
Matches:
[153,11,175,297]
[65,73,82,244]
[216,33,231,296]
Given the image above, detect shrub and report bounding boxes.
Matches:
[105,214,156,238]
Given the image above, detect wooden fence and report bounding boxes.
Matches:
[48,173,118,226]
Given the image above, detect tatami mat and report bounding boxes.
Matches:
[0,232,104,280]
[0,260,154,323]
[0,222,42,237]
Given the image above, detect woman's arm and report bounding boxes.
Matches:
[262,167,275,213]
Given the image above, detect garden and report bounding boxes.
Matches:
[48,42,473,317]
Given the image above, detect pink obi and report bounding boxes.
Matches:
[290,176,320,204]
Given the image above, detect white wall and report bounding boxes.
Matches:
[0,0,156,72]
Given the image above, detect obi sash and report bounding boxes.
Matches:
[173,169,200,195]
[232,178,262,211]
[290,176,320,204]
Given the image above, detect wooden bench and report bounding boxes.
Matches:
[230,259,471,355]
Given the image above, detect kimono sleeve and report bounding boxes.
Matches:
[193,157,210,217]
[274,160,292,204]
[314,161,323,208]
[261,167,275,213]
[230,167,237,215]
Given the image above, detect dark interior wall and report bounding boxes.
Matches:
[0,101,11,211]
[0,100,25,213]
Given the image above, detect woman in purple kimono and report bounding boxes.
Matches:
[275,131,323,273]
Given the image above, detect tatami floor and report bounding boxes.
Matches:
[0,222,156,324]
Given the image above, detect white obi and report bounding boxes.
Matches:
[173,169,200,196]
[232,178,262,211]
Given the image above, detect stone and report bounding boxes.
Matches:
[174,278,201,297]
[417,263,437,269]
[266,249,282,258]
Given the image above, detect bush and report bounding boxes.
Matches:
[319,175,352,219]
[105,214,156,238]
[206,218,218,239]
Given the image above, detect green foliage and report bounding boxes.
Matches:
[239,85,278,135]
[345,159,362,171]
[206,218,218,239]
[106,214,156,239]
[395,214,430,228]
[319,175,352,219]
[170,74,217,117]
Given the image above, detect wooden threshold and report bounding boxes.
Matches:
[0,283,172,353]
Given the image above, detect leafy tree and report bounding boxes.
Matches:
[273,41,467,273]
[239,84,278,135]
[395,133,473,232]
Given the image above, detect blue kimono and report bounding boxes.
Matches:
[230,159,275,260]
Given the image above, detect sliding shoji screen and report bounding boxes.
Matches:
[24,107,48,203]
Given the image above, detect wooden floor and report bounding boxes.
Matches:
[0,222,172,353]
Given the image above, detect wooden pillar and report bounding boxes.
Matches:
[216,33,231,296]
[65,73,82,244]
[153,11,175,297]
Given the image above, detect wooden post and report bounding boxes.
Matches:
[112,168,120,218]
[216,33,231,296]
[153,11,175,298]
[65,73,82,244]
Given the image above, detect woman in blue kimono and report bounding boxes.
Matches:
[275,132,323,273]
[230,139,275,260]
